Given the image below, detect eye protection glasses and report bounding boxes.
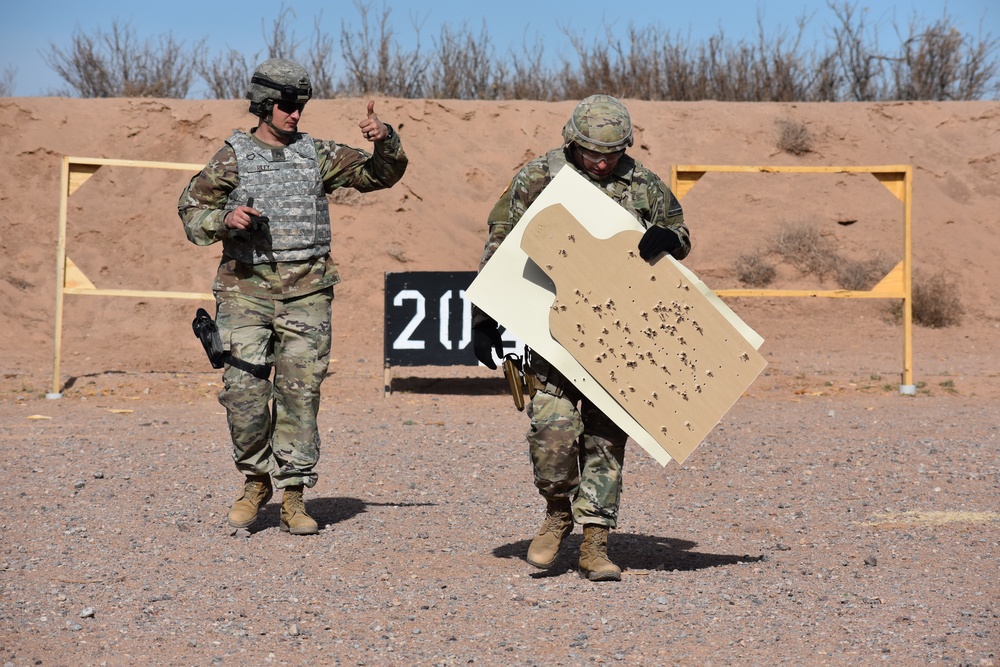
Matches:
[275,100,306,115]
[577,146,625,163]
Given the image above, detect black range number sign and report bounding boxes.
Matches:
[384,272,479,367]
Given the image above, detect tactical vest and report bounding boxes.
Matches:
[223,131,332,264]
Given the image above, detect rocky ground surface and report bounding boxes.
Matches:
[1,342,997,667]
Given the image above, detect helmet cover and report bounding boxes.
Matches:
[562,94,634,153]
[246,58,312,117]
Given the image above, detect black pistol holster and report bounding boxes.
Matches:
[192,308,273,379]
[192,308,226,369]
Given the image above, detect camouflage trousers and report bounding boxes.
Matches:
[215,287,333,489]
[526,355,628,528]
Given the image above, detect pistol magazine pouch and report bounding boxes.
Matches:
[502,353,526,412]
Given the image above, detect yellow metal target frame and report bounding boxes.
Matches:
[49,158,914,395]
[50,156,212,398]
[670,164,914,394]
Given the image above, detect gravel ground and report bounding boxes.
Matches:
[1,361,997,667]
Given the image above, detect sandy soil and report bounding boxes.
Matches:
[0,97,998,666]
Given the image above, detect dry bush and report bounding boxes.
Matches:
[808,52,843,102]
[306,14,338,99]
[261,6,302,61]
[827,1,1000,101]
[196,49,252,99]
[891,16,1000,100]
[827,1,890,101]
[776,119,813,154]
[494,38,557,101]
[0,67,16,96]
[44,20,201,97]
[339,1,428,97]
[734,251,777,287]
[198,6,339,100]
[770,222,841,279]
[43,2,999,101]
[888,270,964,327]
[560,18,813,102]
[427,22,499,100]
[835,256,893,290]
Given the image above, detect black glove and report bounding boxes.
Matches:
[472,317,504,370]
[638,225,682,261]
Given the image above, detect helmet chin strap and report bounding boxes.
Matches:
[265,118,296,139]
[263,104,296,139]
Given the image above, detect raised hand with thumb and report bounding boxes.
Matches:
[359,100,389,142]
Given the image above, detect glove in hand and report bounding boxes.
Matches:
[472,318,504,370]
[638,225,682,261]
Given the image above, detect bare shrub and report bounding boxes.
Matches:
[45,20,200,97]
[0,67,16,96]
[43,2,999,101]
[262,6,302,60]
[828,1,890,101]
[770,222,841,279]
[198,6,339,100]
[776,119,813,154]
[340,0,428,97]
[560,25,624,100]
[196,49,252,99]
[891,16,1000,100]
[494,37,556,101]
[836,256,893,290]
[809,52,843,101]
[306,14,338,98]
[888,271,964,327]
[559,17,813,102]
[734,251,777,287]
[428,22,499,100]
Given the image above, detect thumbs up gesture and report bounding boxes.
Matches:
[359,100,389,143]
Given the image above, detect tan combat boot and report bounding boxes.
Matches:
[579,524,622,582]
[526,497,573,568]
[280,485,319,535]
[228,474,273,528]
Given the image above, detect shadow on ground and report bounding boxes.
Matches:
[61,369,130,392]
[241,496,438,534]
[387,375,510,396]
[493,533,765,576]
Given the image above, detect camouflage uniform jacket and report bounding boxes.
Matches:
[179,127,407,300]
[474,147,689,324]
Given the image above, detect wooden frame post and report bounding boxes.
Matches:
[49,156,212,398]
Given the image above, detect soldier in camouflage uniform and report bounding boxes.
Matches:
[178,59,407,535]
[473,95,690,580]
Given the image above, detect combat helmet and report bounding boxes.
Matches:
[562,94,633,153]
[246,58,312,119]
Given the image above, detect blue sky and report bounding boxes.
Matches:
[3,0,997,96]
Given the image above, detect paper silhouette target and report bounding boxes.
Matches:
[520,203,767,463]
[466,167,764,466]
